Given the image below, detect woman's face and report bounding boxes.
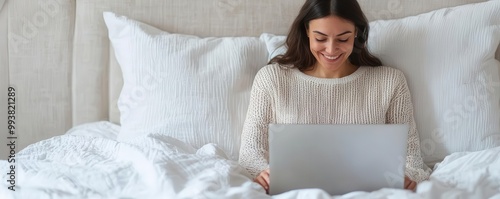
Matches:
[307,15,356,77]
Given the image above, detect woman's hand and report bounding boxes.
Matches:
[254,169,270,193]
[404,176,417,191]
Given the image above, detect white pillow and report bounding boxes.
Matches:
[103,12,268,160]
[261,1,500,167]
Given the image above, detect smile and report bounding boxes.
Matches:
[323,53,342,60]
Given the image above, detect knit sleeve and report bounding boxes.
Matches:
[238,68,274,178]
[386,71,432,183]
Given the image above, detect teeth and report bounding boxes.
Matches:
[324,54,340,60]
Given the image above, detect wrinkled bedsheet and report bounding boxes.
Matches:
[1,122,499,199]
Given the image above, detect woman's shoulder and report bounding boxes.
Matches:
[364,66,407,82]
[365,65,404,74]
[255,63,294,79]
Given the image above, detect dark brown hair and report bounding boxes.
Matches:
[270,0,382,70]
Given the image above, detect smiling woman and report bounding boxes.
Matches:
[238,0,430,194]
[305,15,359,78]
[269,0,382,73]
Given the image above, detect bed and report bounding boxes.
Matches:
[1,0,500,198]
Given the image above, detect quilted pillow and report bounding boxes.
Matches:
[103,12,268,160]
[261,0,500,167]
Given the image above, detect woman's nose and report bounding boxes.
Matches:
[325,41,337,54]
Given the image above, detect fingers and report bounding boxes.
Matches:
[254,176,269,190]
[262,169,270,186]
[407,181,417,191]
[404,176,417,191]
[404,176,410,188]
[254,169,270,193]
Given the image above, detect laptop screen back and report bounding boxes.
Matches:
[268,124,409,195]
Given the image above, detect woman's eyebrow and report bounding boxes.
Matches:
[336,31,352,36]
[312,30,352,36]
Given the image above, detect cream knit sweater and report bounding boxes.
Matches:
[238,64,432,183]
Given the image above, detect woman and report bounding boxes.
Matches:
[238,0,432,193]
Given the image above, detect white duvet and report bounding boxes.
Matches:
[1,122,499,199]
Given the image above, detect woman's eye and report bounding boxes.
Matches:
[338,39,349,42]
[315,38,327,42]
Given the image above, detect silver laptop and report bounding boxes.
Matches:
[268,124,409,195]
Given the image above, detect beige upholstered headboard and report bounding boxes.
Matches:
[0,0,495,159]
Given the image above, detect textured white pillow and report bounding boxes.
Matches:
[103,12,268,160]
[261,1,500,167]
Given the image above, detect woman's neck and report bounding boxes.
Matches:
[303,62,359,78]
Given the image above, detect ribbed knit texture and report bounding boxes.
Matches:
[239,64,432,183]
